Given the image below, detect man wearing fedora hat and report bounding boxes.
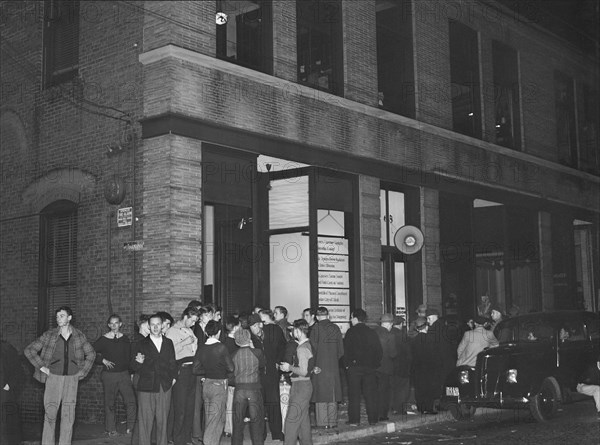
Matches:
[374,314,397,421]
[408,304,427,338]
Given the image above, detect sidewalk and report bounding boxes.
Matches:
[22,406,458,445]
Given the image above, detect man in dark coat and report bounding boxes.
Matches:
[390,316,412,415]
[130,314,178,445]
[343,308,383,426]
[373,313,397,421]
[1,339,24,444]
[250,313,286,441]
[425,308,457,404]
[310,306,344,428]
[410,321,439,414]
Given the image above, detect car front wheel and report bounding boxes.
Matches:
[448,402,476,421]
[530,376,561,422]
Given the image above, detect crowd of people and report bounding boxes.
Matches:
[11,300,600,445]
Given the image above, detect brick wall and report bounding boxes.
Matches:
[1,0,144,422]
[358,175,383,318]
[420,187,442,308]
[141,135,203,315]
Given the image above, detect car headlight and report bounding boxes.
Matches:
[459,370,470,384]
[506,369,517,384]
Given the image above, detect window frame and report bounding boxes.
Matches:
[38,200,78,334]
[449,20,482,138]
[216,0,273,75]
[296,0,344,96]
[43,0,80,88]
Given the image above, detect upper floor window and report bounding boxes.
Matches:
[376,0,415,118]
[449,21,481,138]
[380,189,405,246]
[44,0,79,87]
[216,1,273,74]
[297,0,343,96]
[492,41,521,150]
[554,71,577,168]
[577,84,599,175]
[38,200,78,334]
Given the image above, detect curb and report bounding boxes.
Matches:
[312,411,457,444]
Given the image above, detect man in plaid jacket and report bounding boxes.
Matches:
[25,306,96,445]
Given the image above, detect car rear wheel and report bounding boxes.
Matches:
[530,376,561,422]
[448,402,476,421]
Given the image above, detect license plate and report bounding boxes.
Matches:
[446,387,459,396]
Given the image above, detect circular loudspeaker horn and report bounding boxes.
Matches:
[394,225,424,255]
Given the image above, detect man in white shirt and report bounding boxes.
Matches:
[166,307,199,445]
[131,314,177,445]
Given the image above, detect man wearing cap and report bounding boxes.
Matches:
[391,316,412,415]
[249,313,286,441]
[408,304,427,338]
[279,319,315,445]
[232,328,266,445]
[310,306,344,428]
[343,308,383,426]
[456,316,499,368]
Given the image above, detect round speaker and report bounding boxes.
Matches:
[393,225,424,255]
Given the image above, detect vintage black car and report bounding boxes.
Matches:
[441,310,599,422]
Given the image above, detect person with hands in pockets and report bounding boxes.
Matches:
[24,306,96,445]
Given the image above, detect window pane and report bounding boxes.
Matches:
[270,232,310,320]
[554,71,577,167]
[297,0,342,95]
[394,262,406,320]
[380,189,387,245]
[317,209,344,237]
[376,0,415,117]
[449,21,481,138]
[269,176,309,229]
[492,41,521,149]
[387,191,405,244]
[217,0,269,72]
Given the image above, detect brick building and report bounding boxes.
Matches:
[1,0,598,422]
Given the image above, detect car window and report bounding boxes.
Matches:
[558,320,585,343]
[517,318,554,342]
[586,316,599,341]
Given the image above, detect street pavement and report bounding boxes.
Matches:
[332,398,599,444]
[19,399,598,445]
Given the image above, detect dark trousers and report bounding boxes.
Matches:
[390,375,411,413]
[171,366,196,445]
[347,366,378,424]
[101,371,137,432]
[1,389,21,445]
[376,372,392,419]
[264,373,283,440]
[232,388,264,445]
[138,387,171,445]
[192,377,204,439]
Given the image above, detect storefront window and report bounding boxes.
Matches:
[269,176,309,229]
[270,232,310,320]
